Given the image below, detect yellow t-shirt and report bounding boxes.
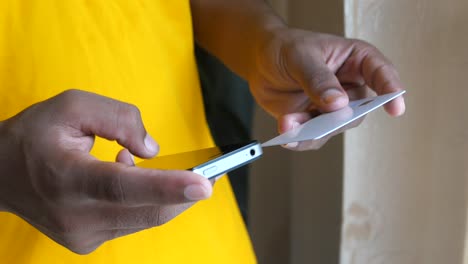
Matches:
[0,1,256,263]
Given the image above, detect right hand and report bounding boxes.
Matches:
[0,89,213,254]
[249,30,406,151]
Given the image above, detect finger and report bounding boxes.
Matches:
[360,47,406,116]
[282,117,364,151]
[383,96,405,117]
[56,90,159,158]
[69,154,213,206]
[284,49,349,112]
[277,112,314,134]
[278,104,355,149]
[116,149,135,166]
[344,85,373,101]
[283,136,331,151]
[277,112,314,149]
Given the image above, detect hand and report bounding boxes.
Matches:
[0,90,212,254]
[249,29,406,150]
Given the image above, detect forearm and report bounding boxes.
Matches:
[0,116,26,213]
[191,0,286,80]
[0,120,12,212]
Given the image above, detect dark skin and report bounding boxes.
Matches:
[191,0,405,148]
[0,90,210,254]
[0,0,405,254]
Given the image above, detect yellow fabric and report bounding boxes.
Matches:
[0,1,256,263]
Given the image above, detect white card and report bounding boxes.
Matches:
[261,90,406,147]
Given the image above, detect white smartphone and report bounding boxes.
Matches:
[138,141,263,179]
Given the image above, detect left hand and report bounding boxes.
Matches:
[248,28,406,150]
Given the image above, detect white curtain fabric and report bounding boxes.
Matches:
[342,0,468,263]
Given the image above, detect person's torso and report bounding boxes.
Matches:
[0,1,255,263]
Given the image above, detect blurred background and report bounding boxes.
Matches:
[200,0,468,263]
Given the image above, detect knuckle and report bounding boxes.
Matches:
[353,39,377,51]
[118,103,142,124]
[128,104,142,119]
[114,103,144,141]
[56,89,82,105]
[371,64,392,90]
[58,89,81,99]
[48,216,101,255]
[54,89,85,116]
[70,247,96,255]
[63,238,99,255]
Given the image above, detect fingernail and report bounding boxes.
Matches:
[321,88,345,104]
[184,183,212,201]
[292,122,300,130]
[144,134,159,155]
[284,142,299,148]
[130,154,135,165]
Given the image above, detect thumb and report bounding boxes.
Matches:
[287,53,349,112]
[116,149,135,166]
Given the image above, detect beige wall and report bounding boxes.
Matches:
[342,0,468,263]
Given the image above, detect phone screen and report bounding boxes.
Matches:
[138,141,259,171]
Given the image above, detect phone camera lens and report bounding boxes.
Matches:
[250,149,256,156]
